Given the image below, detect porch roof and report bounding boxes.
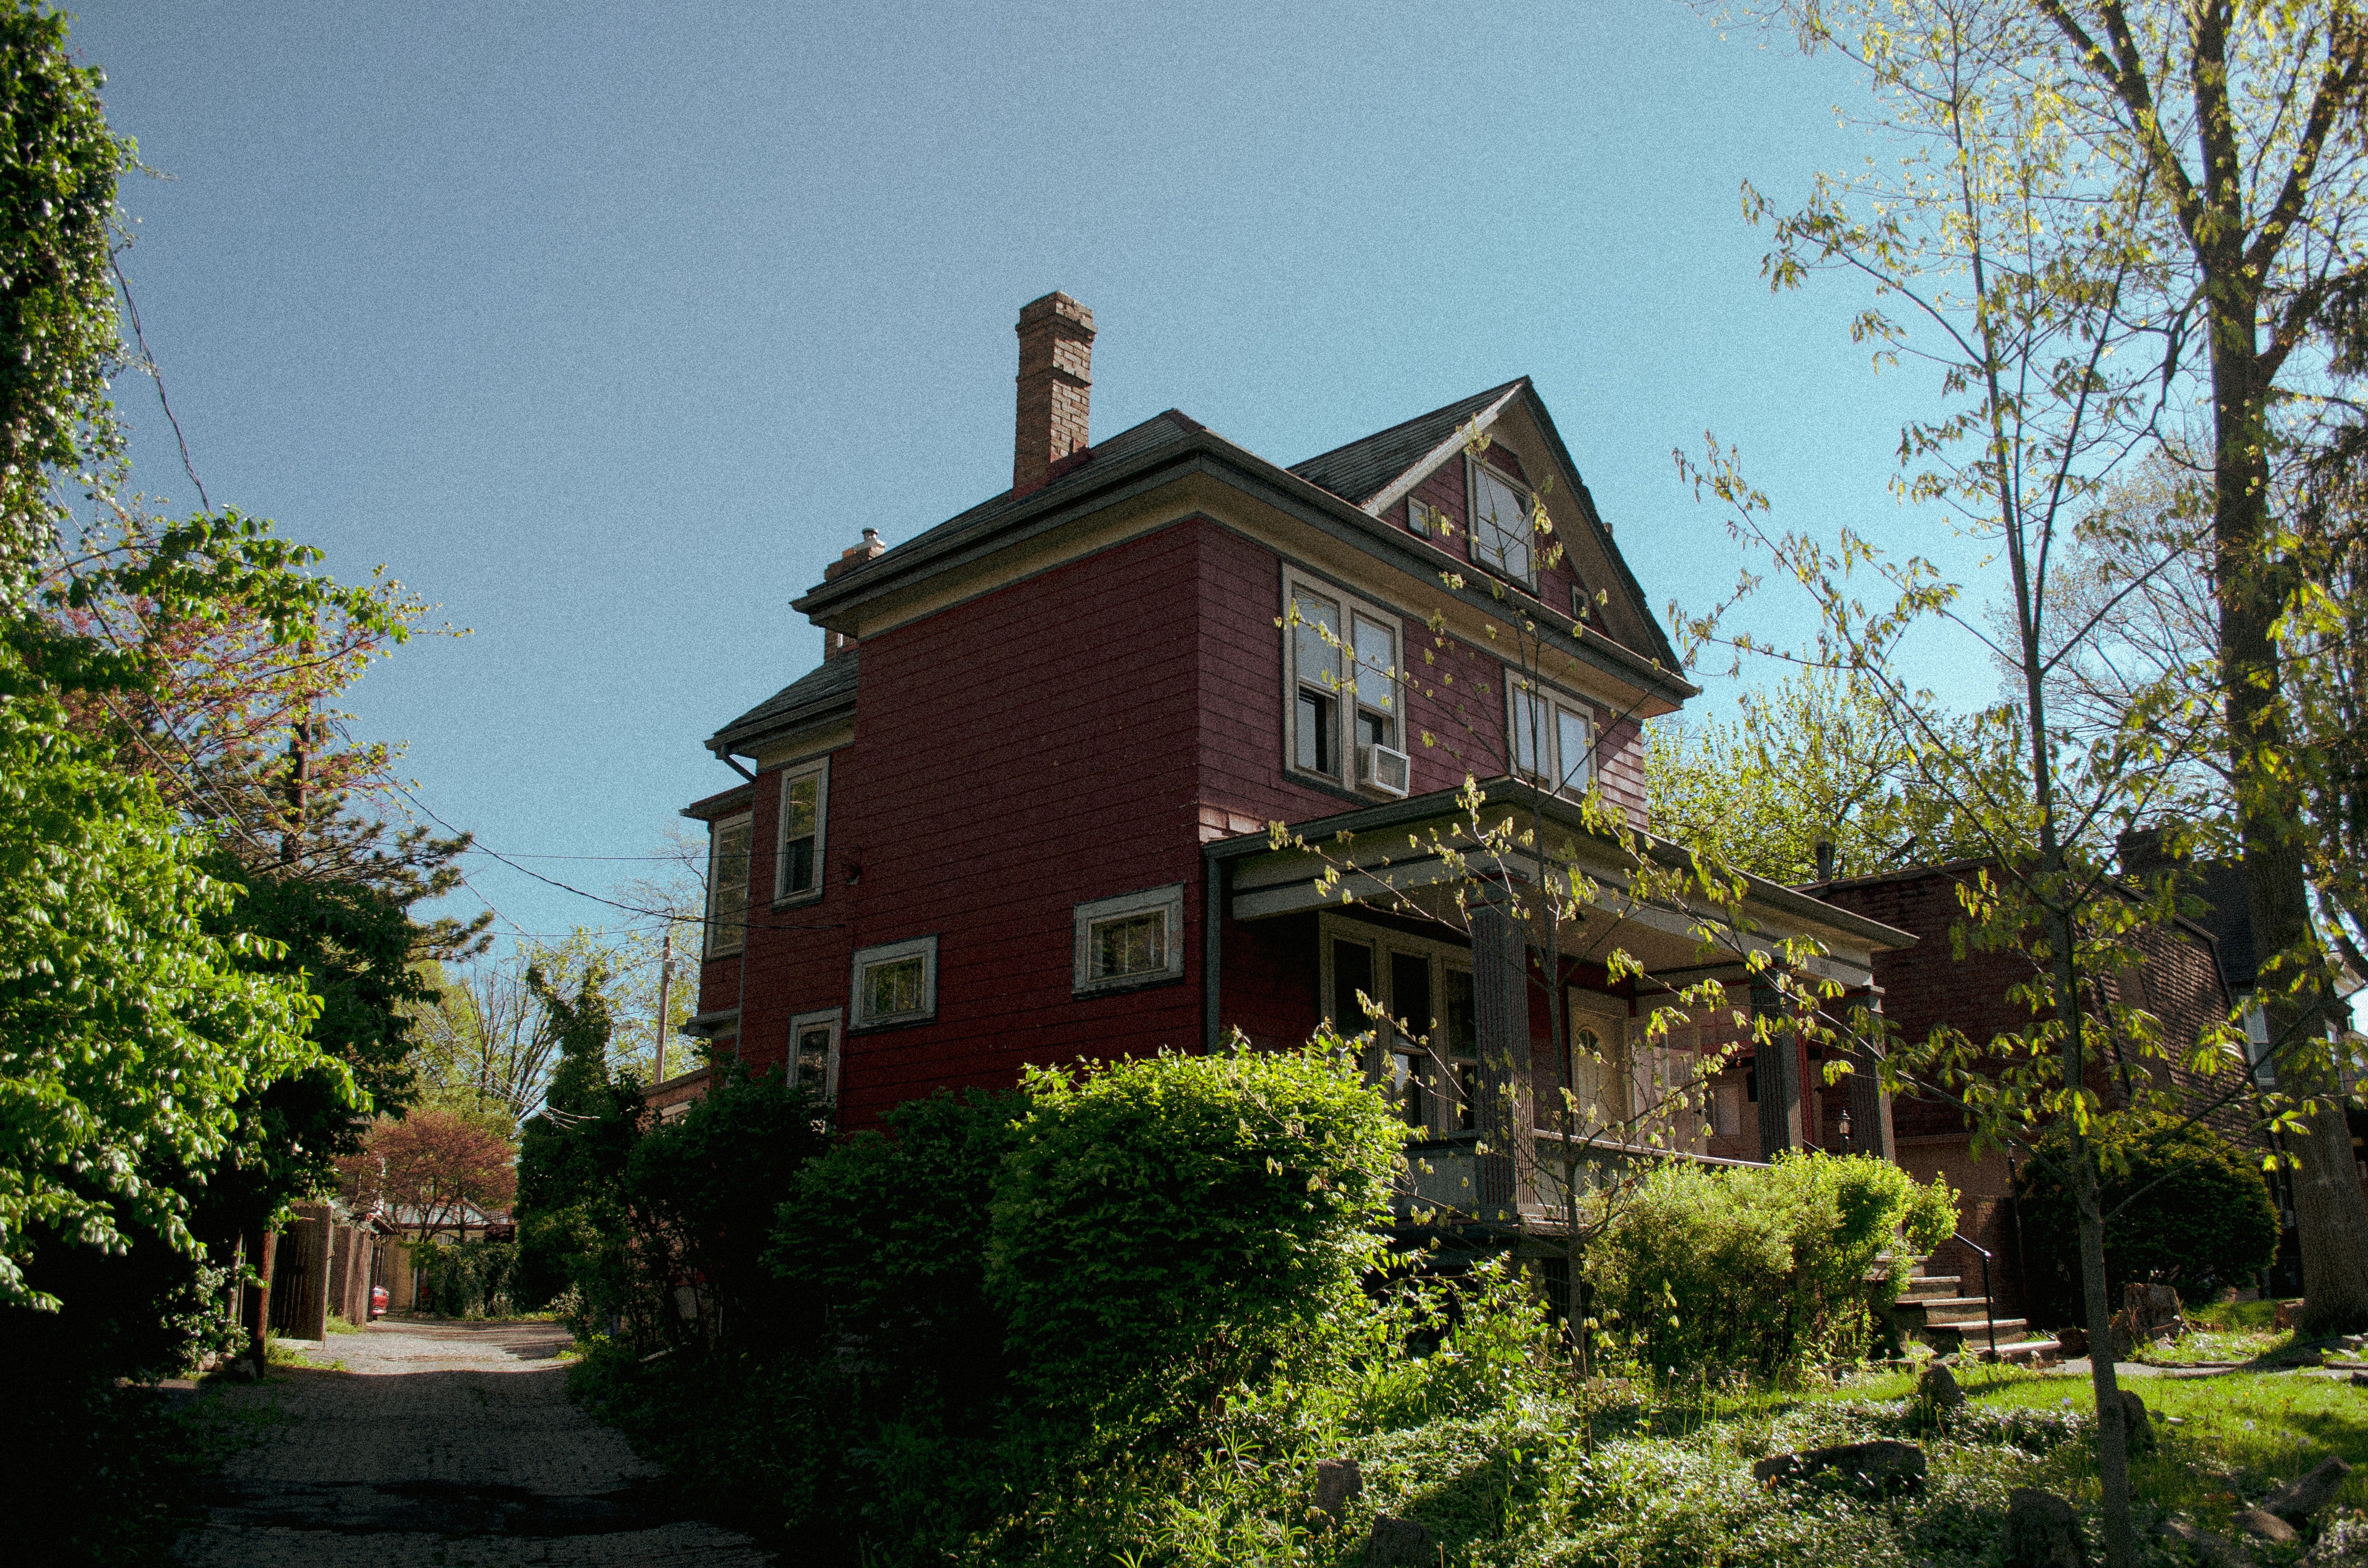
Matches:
[1205,782,1915,986]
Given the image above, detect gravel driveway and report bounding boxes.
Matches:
[174,1317,775,1567]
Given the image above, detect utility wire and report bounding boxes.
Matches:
[111,256,211,513]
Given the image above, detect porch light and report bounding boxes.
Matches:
[1838,1105,1853,1151]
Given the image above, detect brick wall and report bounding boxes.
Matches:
[699,514,1658,1129]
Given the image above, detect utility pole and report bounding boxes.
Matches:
[654,925,674,1084]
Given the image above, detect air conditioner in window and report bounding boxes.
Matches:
[1360,743,1411,798]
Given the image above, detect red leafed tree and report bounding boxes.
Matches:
[339,1110,517,1237]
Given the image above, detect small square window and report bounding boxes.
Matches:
[1407,500,1433,537]
[1073,884,1186,995]
[850,935,937,1029]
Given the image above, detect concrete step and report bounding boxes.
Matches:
[1918,1318,2031,1350]
[1894,1296,1991,1319]
[1983,1338,2062,1365]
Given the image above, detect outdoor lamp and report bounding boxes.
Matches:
[1838,1106,1853,1151]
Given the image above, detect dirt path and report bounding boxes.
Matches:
[174,1318,774,1567]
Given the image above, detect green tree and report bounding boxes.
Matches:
[2017,1116,2281,1323]
[0,698,324,1310]
[1646,669,2005,884]
[1752,0,2368,1350]
[1678,1,2300,1553]
[0,0,128,604]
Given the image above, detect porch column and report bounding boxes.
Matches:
[1749,975,1802,1159]
[1843,985,1895,1160]
[1472,897,1529,1222]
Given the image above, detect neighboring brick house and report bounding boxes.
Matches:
[1809,860,2258,1318]
[667,292,1915,1244]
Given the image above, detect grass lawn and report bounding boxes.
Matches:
[1786,1358,2368,1539]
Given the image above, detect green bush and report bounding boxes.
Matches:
[569,1036,1410,1567]
[987,1041,1406,1447]
[414,1238,519,1318]
[2015,1115,2280,1324]
[1583,1153,1956,1377]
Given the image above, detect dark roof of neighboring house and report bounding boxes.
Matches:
[1801,856,2235,983]
[1289,380,1523,505]
[678,779,754,821]
[710,648,860,755]
[2183,859,2260,991]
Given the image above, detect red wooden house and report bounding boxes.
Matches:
[669,292,1916,1238]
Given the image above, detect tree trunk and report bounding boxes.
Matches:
[2074,1135,2137,1568]
[242,1225,277,1376]
[2210,299,2368,1333]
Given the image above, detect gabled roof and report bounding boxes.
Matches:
[1291,379,1682,673]
[785,387,1699,734]
[709,648,859,756]
[1289,380,1523,506]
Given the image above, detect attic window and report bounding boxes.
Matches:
[1468,457,1534,587]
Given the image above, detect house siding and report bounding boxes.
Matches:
[705,523,1211,1130]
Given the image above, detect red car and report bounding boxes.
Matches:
[370,1285,389,1320]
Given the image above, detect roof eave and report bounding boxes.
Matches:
[793,430,1699,710]
[708,691,858,760]
[1209,783,1915,953]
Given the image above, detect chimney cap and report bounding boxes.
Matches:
[1017,291,1094,331]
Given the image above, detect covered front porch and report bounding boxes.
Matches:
[1202,784,1917,1238]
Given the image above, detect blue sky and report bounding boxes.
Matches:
[76,1,1993,943]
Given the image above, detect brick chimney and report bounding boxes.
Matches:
[1011,292,1094,498]
[820,527,884,659]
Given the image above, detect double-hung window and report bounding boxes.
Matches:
[1285,572,1404,793]
[789,1008,842,1108]
[1468,455,1535,587]
[1506,678,1598,799]
[775,759,827,903]
[851,935,936,1029]
[705,814,752,958]
[1073,884,1186,995]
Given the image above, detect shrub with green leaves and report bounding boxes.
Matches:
[987,1039,1406,1446]
[414,1237,519,1318]
[1583,1153,1956,1376]
[2015,1115,2279,1324]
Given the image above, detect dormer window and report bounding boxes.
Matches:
[1468,456,1534,587]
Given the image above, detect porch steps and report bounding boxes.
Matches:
[1893,1258,2060,1364]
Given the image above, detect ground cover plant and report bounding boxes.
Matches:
[545,1032,2368,1567]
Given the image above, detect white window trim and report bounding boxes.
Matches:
[1317,914,1476,1139]
[1467,453,1537,588]
[1282,566,1406,796]
[1505,675,1598,800]
[773,757,830,906]
[850,934,937,1029]
[788,1007,844,1105]
[1073,883,1186,995]
[705,813,753,958]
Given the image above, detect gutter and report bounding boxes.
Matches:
[792,430,1700,710]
